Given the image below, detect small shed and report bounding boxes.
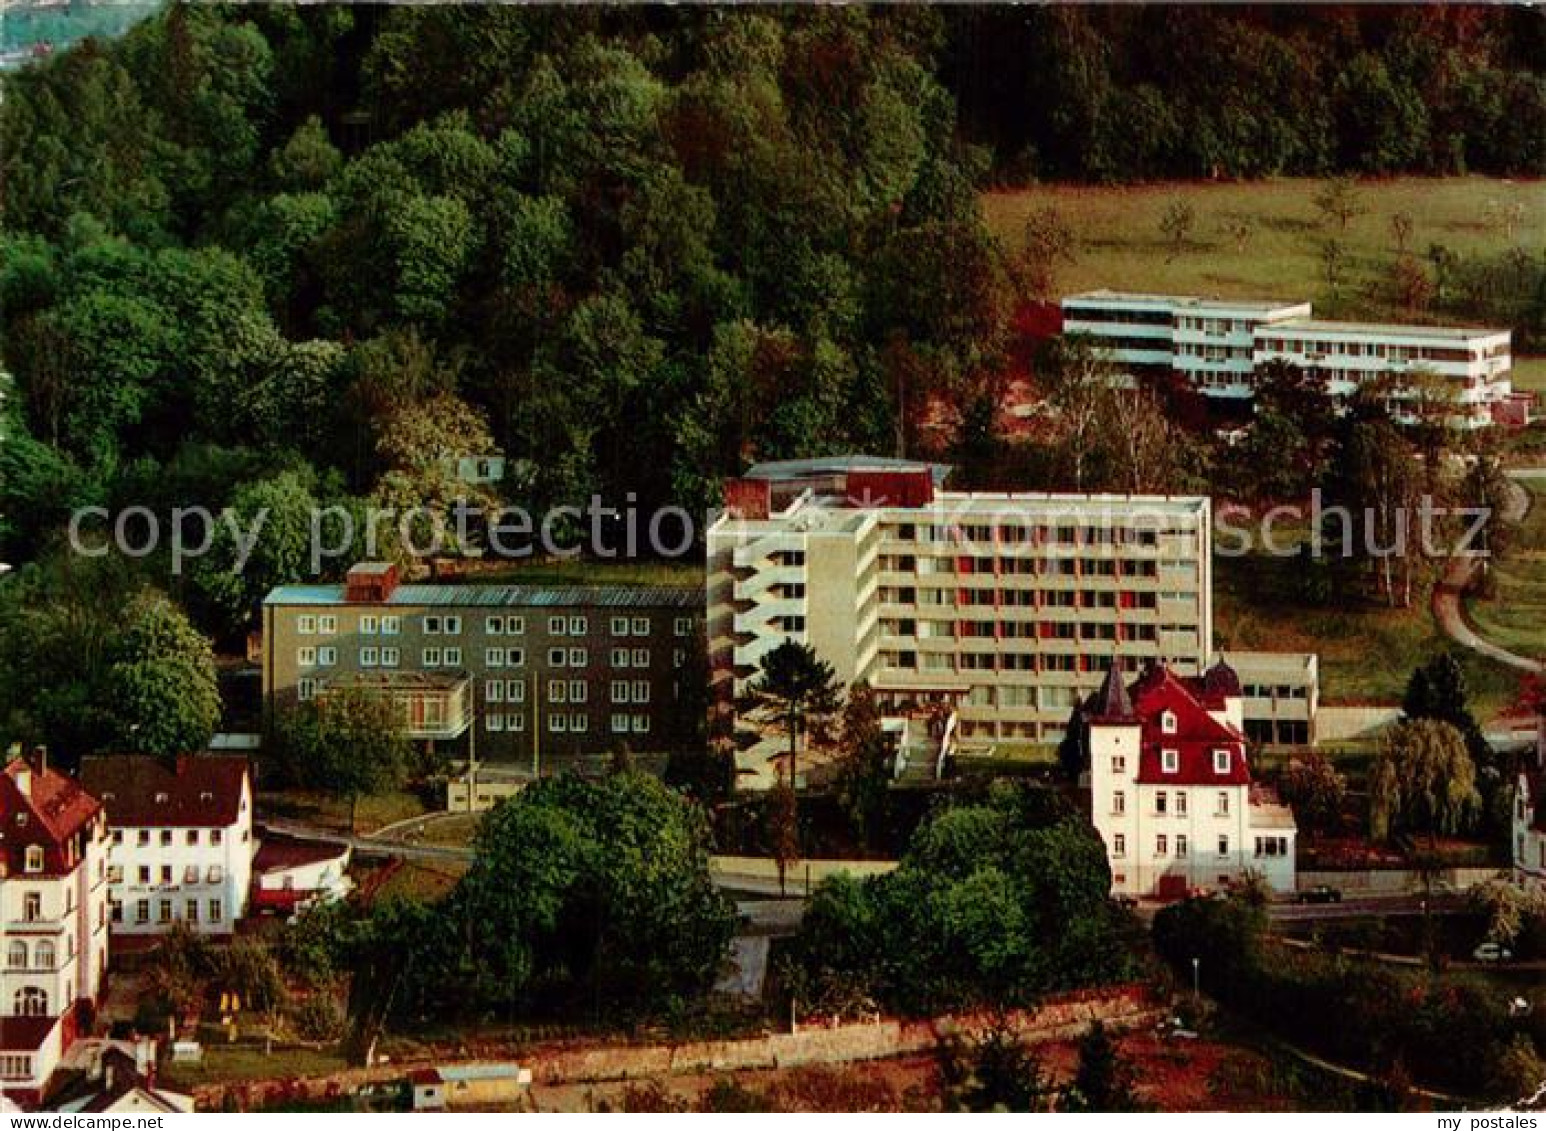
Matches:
[410,1064,530,1111]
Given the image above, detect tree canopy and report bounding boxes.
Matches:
[784,783,1135,1016]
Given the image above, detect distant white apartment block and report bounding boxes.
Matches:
[1060,290,1513,428]
[706,457,1215,788]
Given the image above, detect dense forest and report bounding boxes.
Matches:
[948,6,1546,181]
[2,4,1544,584]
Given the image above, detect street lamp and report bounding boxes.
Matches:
[1192,956,1200,1004]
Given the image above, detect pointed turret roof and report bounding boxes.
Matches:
[1088,662,1135,721]
[1200,658,1243,699]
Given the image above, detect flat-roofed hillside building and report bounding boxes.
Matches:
[262,566,704,768]
[1252,319,1512,429]
[707,457,1214,788]
[1060,290,1512,426]
[1062,290,1312,397]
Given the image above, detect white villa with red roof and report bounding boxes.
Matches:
[0,749,111,1107]
[1084,660,1297,899]
[80,756,253,938]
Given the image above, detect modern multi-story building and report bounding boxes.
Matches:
[707,457,1215,787]
[1063,291,1312,397]
[1084,660,1297,899]
[262,565,703,767]
[1253,318,1513,429]
[0,750,111,1108]
[1060,290,1513,427]
[80,756,253,937]
[1224,650,1319,748]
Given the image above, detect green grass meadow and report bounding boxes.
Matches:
[983,176,1546,323]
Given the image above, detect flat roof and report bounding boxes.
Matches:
[744,454,953,487]
[1268,318,1509,341]
[265,584,703,609]
[1064,289,1307,315]
[1223,650,1317,678]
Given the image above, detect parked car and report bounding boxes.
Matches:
[1295,884,1342,904]
[1473,942,1513,963]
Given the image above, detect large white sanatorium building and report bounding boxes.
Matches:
[1061,290,1513,428]
[706,456,1325,790]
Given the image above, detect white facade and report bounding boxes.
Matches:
[0,756,111,1106]
[1086,665,1296,899]
[707,459,1214,787]
[1253,319,1512,429]
[1062,291,1312,399]
[84,758,254,937]
[252,838,352,912]
[1061,290,1512,426]
[1513,747,1546,891]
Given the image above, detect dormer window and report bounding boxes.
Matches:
[1213,749,1231,774]
[1161,749,1179,773]
[24,846,43,873]
[1161,711,1177,735]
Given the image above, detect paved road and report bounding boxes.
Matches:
[261,817,475,865]
[1432,469,1543,675]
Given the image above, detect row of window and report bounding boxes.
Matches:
[483,712,655,735]
[298,613,696,638]
[1111,833,1231,858]
[108,863,225,885]
[112,897,223,925]
[878,645,1196,675]
[1110,787,1233,816]
[6,939,68,971]
[111,827,226,848]
[307,645,686,673]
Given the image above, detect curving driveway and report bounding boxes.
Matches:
[1431,470,1544,676]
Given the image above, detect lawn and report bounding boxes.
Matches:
[1464,477,1546,663]
[1213,527,1522,723]
[258,789,430,836]
[983,175,1546,324]
[160,1043,351,1090]
[1511,356,1546,399]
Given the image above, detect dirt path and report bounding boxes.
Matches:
[1431,471,1543,676]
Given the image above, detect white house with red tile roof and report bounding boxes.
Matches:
[1084,660,1297,899]
[0,749,111,1108]
[79,756,252,937]
[251,833,352,914]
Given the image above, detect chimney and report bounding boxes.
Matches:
[29,746,46,776]
[176,753,191,776]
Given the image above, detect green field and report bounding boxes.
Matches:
[1213,526,1521,722]
[1465,477,1546,663]
[984,176,1546,324]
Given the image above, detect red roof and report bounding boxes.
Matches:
[80,755,249,828]
[0,1014,61,1053]
[1118,665,1253,787]
[0,757,102,877]
[253,834,348,873]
